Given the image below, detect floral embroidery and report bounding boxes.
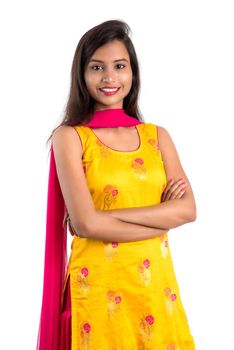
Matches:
[166,345,181,350]
[104,242,119,261]
[139,313,155,343]
[137,259,151,286]
[165,345,174,350]
[76,267,90,295]
[103,184,118,209]
[148,138,160,151]
[131,157,146,180]
[80,322,91,350]
[96,139,109,157]
[160,234,169,259]
[106,290,122,317]
[148,137,164,162]
[164,287,177,315]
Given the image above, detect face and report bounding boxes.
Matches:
[84,39,133,111]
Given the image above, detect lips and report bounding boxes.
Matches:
[99,86,121,95]
[99,87,120,91]
[99,86,120,89]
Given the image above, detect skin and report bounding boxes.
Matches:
[52,39,196,242]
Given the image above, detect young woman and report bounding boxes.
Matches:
[37,19,197,350]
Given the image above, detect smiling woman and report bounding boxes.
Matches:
[36,19,197,350]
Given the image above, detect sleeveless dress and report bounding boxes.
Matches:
[61,122,196,350]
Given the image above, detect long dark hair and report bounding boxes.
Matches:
[46,19,144,148]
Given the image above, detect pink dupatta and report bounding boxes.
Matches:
[36,108,143,350]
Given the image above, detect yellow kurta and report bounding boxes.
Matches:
[62,123,196,350]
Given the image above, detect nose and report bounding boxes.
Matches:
[101,67,117,83]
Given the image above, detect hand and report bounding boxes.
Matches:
[161,178,186,202]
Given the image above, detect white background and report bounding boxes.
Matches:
[0,0,233,349]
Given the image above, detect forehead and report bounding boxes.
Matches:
[90,40,129,61]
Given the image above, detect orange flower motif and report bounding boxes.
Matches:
[166,344,176,350]
[164,287,171,297]
[106,290,122,317]
[148,138,160,150]
[76,267,90,295]
[111,346,122,350]
[96,139,109,157]
[131,157,146,180]
[104,241,119,261]
[103,184,119,209]
[164,287,177,315]
[160,234,169,259]
[80,322,91,350]
[104,184,113,193]
[137,259,151,286]
[106,290,116,299]
[139,313,155,343]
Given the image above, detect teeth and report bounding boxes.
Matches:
[100,88,119,92]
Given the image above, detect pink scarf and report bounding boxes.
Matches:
[36,108,143,350]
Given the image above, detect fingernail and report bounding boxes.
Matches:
[169,178,174,183]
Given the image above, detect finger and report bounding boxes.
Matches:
[170,181,187,199]
[164,180,184,200]
[162,178,187,201]
[176,190,186,199]
[170,184,186,199]
[177,188,186,198]
[162,179,174,201]
[164,179,186,201]
[162,179,180,201]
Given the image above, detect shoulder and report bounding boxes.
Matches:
[52,124,83,156]
[143,123,173,144]
[151,124,181,166]
[151,124,170,137]
[52,124,77,140]
[147,124,174,144]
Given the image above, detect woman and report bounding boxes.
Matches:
[37,19,196,350]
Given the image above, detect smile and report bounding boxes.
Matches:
[99,87,120,95]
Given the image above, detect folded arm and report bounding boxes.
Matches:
[52,125,168,243]
[98,126,196,230]
[101,191,195,230]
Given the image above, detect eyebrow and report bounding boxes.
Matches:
[89,58,129,63]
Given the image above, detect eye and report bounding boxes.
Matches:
[90,63,125,71]
[116,63,125,69]
[91,65,103,71]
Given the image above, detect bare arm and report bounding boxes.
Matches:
[52,126,168,243]
[85,212,168,242]
[97,126,197,230]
